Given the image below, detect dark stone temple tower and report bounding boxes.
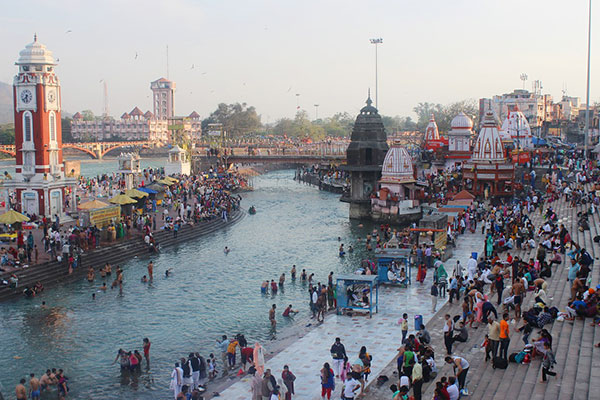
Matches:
[341,95,389,219]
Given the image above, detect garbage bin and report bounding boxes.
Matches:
[414,315,424,331]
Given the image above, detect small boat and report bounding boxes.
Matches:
[248,206,256,215]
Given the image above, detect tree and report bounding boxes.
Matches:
[413,102,444,131]
[81,110,95,121]
[61,117,74,143]
[0,123,14,145]
[202,103,262,137]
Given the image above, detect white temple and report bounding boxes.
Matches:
[472,110,506,162]
[500,109,534,149]
[165,145,191,176]
[371,141,421,222]
[448,112,473,153]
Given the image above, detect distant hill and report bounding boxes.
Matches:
[0,81,13,124]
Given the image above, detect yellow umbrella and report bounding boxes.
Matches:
[157,178,174,185]
[0,209,30,224]
[124,189,149,198]
[165,176,178,183]
[109,194,137,205]
[78,199,110,210]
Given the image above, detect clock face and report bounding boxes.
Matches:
[47,90,56,103]
[21,89,33,104]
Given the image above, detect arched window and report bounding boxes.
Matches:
[23,111,33,142]
[49,111,57,142]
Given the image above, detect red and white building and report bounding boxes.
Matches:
[463,110,514,198]
[444,112,474,167]
[423,114,448,151]
[5,36,77,217]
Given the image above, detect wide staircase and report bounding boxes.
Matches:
[0,210,244,302]
[364,192,600,400]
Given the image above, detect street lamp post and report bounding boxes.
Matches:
[370,38,383,109]
[584,0,592,157]
[314,104,319,120]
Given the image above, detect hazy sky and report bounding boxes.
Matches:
[0,0,597,122]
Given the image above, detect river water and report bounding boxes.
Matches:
[0,169,379,399]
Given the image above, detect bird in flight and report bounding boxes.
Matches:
[65,30,72,34]
[286,86,292,93]
[191,64,195,69]
[134,52,138,60]
[201,72,207,75]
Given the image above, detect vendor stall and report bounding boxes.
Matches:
[376,247,412,285]
[336,274,379,318]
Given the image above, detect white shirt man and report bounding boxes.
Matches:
[447,381,459,400]
[343,376,360,399]
[467,257,477,281]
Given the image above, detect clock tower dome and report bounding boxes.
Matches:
[5,35,76,217]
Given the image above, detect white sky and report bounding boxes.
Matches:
[0,0,597,121]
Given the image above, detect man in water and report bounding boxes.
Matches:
[16,378,27,400]
[269,304,277,329]
[29,373,40,400]
[291,265,296,280]
[279,273,285,286]
[147,261,153,281]
[282,304,298,317]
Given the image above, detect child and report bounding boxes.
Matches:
[340,356,351,382]
[482,334,492,362]
[208,353,217,380]
[400,313,409,343]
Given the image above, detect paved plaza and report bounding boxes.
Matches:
[219,230,484,400]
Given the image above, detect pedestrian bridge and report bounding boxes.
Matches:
[0,141,158,159]
[196,153,346,165]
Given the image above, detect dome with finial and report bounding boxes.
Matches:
[500,109,532,141]
[17,34,56,65]
[472,109,506,162]
[381,141,415,183]
[424,114,440,141]
[451,112,473,130]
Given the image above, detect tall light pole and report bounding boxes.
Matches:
[370,38,383,109]
[584,0,592,156]
[314,104,320,120]
[295,93,300,111]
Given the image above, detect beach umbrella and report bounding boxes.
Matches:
[157,178,175,185]
[164,176,178,183]
[124,189,149,198]
[0,209,30,224]
[109,194,137,205]
[146,183,166,192]
[78,199,110,210]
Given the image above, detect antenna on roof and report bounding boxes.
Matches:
[166,45,170,79]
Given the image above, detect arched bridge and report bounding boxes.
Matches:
[195,153,347,165]
[0,141,159,159]
[63,141,157,159]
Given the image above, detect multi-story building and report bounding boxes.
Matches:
[71,78,201,142]
[151,77,175,120]
[480,89,553,132]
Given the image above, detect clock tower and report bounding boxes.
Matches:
[5,35,76,218]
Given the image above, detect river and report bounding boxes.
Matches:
[0,169,380,399]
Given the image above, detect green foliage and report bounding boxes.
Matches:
[202,102,262,137]
[81,109,95,121]
[61,117,75,143]
[0,123,14,144]
[414,99,479,132]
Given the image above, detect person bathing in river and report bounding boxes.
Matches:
[261,280,269,294]
[291,265,297,280]
[301,269,307,281]
[270,280,278,293]
[283,304,298,317]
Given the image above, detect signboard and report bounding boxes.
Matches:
[207,131,221,137]
[89,206,120,228]
[434,231,447,249]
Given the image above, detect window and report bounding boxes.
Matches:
[23,111,33,142]
[49,111,56,141]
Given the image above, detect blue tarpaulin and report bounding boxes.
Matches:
[138,187,158,194]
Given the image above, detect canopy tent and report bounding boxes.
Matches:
[163,176,178,183]
[146,183,167,192]
[157,178,176,185]
[124,189,149,198]
[138,187,158,194]
[0,209,30,224]
[78,199,110,210]
[109,194,137,205]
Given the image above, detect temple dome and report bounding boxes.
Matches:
[472,110,506,162]
[451,112,473,130]
[17,35,55,65]
[424,114,440,141]
[381,141,415,183]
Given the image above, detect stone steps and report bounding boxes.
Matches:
[0,210,244,301]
